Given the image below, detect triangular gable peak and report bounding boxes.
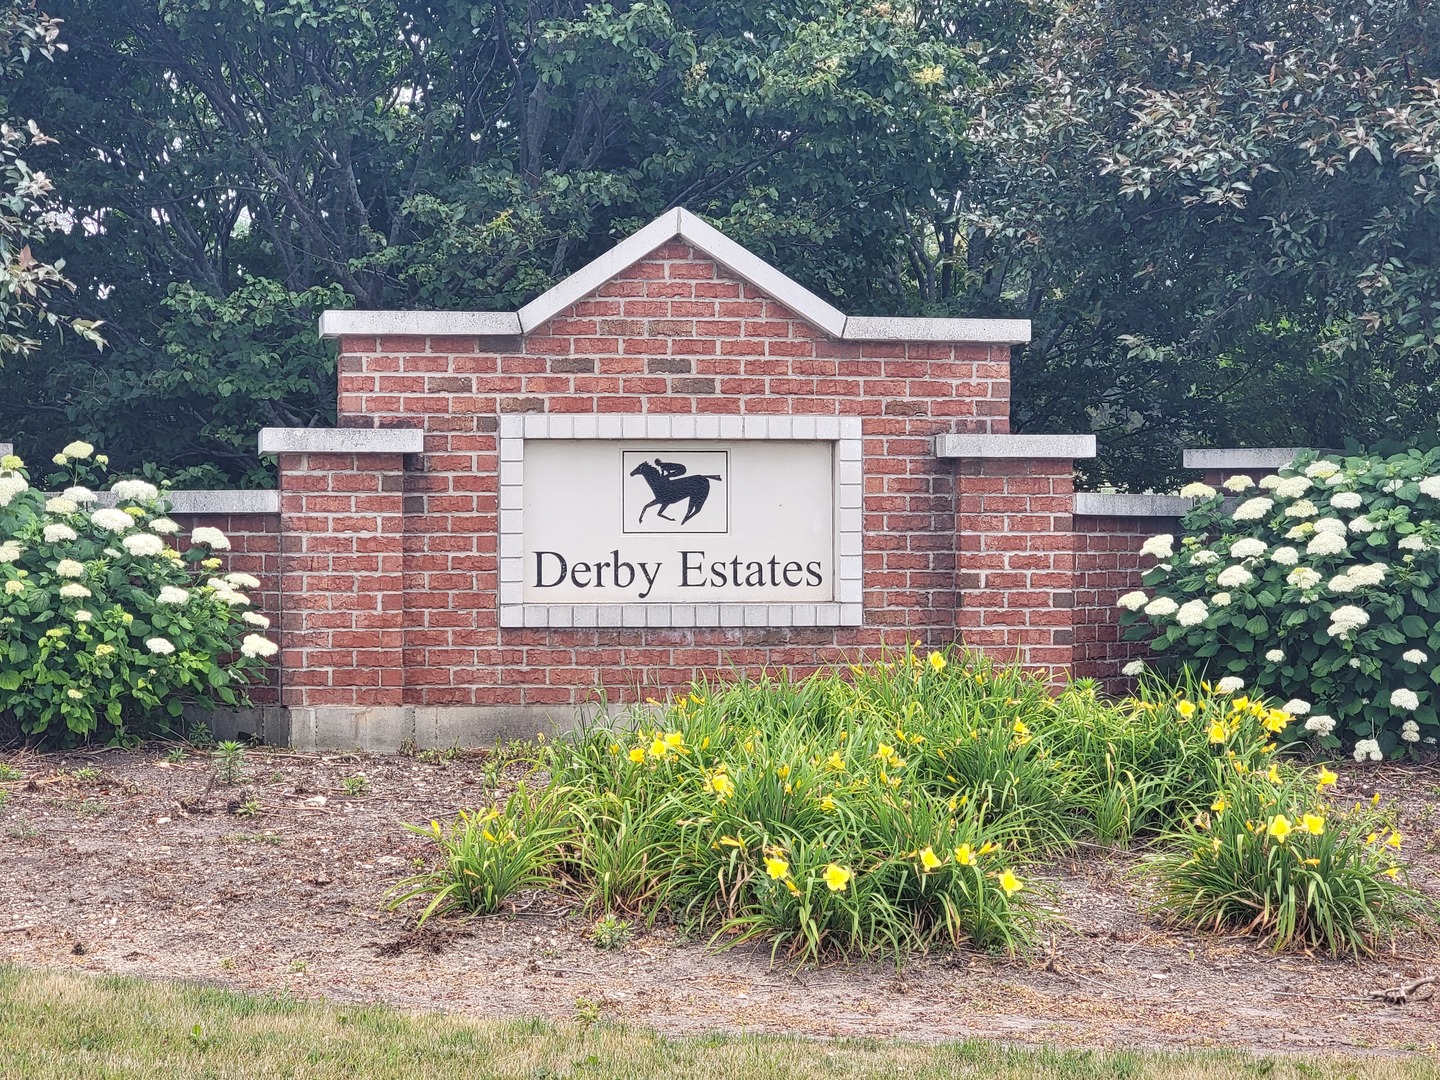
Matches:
[319,209,1029,346]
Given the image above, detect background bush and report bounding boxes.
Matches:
[0,443,276,745]
[1122,449,1440,759]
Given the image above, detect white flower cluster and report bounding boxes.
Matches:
[240,634,279,659]
[122,533,166,557]
[1281,698,1311,715]
[1419,476,1440,498]
[1139,534,1174,560]
[44,497,77,515]
[149,518,181,536]
[242,611,270,629]
[54,558,85,578]
[1390,688,1420,710]
[1221,475,1253,492]
[145,637,175,655]
[1258,475,1282,490]
[1232,497,1274,521]
[1189,549,1220,566]
[1304,714,1336,737]
[91,508,134,533]
[1401,720,1421,743]
[1326,605,1369,640]
[156,586,190,605]
[1352,738,1383,762]
[1349,516,1376,534]
[1121,659,1145,676]
[1229,538,1266,559]
[1215,676,1244,694]
[1270,546,1299,566]
[1211,592,1231,606]
[1265,648,1284,663]
[0,541,22,564]
[1215,565,1253,589]
[1179,482,1216,499]
[1305,461,1340,480]
[1327,563,1387,593]
[1176,599,1209,627]
[1307,532,1347,557]
[1284,498,1318,518]
[110,479,160,502]
[1117,590,1148,611]
[1144,596,1178,617]
[42,523,76,543]
[190,526,231,550]
[1273,476,1312,499]
[0,475,29,507]
[62,486,97,504]
[1402,648,1428,664]
[1330,491,1363,510]
[1313,517,1347,536]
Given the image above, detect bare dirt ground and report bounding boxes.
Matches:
[1,744,1436,1054]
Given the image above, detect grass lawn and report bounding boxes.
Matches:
[1,965,1436,1080]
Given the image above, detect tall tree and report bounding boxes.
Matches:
[2,0,1029,483]
[0,2,100,360]
[965,0,1440,487]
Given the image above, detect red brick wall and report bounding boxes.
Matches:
[955,459,1078,675]
[170,510,282,705]
[1072,514,1180,685]
[279,240,1020,710]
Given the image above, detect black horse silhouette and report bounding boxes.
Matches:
[629,458,722,524]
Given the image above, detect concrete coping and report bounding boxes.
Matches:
[319,208,1031,345]
[46,489,280,515]
[934,433,1097,460]
[0,443,11,460]
[1182,447,1317,471]
[257,427,424,456]
[1074,492,1193,518]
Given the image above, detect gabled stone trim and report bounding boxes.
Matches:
[318,208,1031,345]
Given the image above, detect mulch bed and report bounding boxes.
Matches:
[1,744,1436,1052]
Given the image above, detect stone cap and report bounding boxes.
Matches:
[934,433,1097,460]
[320,208,1031,346]
[257,427,424,456]
[1073,492,1192,518]
[1182,447,1316,472]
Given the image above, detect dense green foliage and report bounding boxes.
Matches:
[1122,451,1440,758]
[392,651,1425,961]
[1,0,1437,487]
[0,441,276,745]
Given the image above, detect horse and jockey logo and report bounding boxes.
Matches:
[622,450,729,533]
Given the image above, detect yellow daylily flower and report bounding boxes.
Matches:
[823,864,852,892]
[1315,766,1338,791]
[1300,813,1325,836]
[1267,815,1293,843]
[977,841,999,857]
[1266,763,1282,784]
[954,843,975,866]
[918,846,943,871]
[1207,721,1228,744]
[649,738,668,758]
[707,771,735,800]
[776,763,791,780]
[1210,796,1227,814]
[826,751,846,771]
[627,747,646,764]
[1383,867,1400,878]
[927,651,947,672]
[764,855,790,880]
[1176,700,1196,720]
[1386,831,1402,849]
[998,869,1023,897]
[663,731,684,749]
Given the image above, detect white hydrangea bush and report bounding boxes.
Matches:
[0,444,277,744]
[1120,450,1440,759]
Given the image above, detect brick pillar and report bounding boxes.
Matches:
[937,434,1094,678]
[260,428,423,747]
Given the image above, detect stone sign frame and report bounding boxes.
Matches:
[497,412,863,628]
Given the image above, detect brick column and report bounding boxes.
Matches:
[259,428,423,748]
[937,434,1096,676]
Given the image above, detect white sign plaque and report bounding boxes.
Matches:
[522,440,834,604]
